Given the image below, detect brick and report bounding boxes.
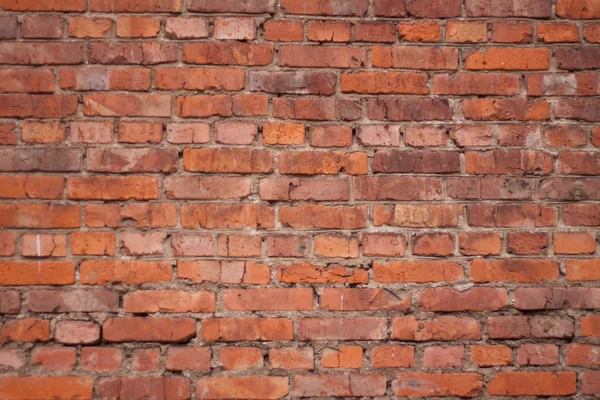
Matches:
[322,346,363,369]
[371,346,414,368]
[83,94,171,117]
[0,16,17,39]
[87,148,177,174]
[397,21,441,42]
[0,148,82,172]
[0,176,64,200]
[22,15,63,38]
[80,260,172,285]
[556,48,600,70]
[219,347,263,371]
[487,316,530,339]
[0,69,55,93]
[196,377,288,400]
[278,263,368,284]
[413,233,454,256]
[471,259,558,282]
[70,122,114,143]
[183,148,273,173]
[273,97,336,120]
[466,0,551,17]
[342,72,428,95]
[0,262,75,286]
[29,290,118,313]
[131,348,159,371]
[0,319,50,342]
[223,288,313,311]
[0,94,78,118]
[249,71,335,95]
[492,21,533,42]
[124,290,214,313]
[62,68,151,92]
[467,204,556,227]
[68,17,112,38]
[434,72,519,95]
[0,233,15,257]
[269,348,313,370]
[0,204,80,229]
[166,347,211,371]
[202,318,293,341]
[447,21,487,43]
[488,372,576,396]
[157,68,245,91]
[120,231,164,256]
[170,234,214,257]
[215,121,257,144]
[362,234,407,256]
[373,0,461,17]
[91,0,180,12]
[0,124,17,145]
[189,0,275,13]
[584,23,600,42]
[564,204,600,226]
[307,21,351,42]
[278,205,367,229]
[557,0,600,19]
[88,42,177,65]
[165,17,208,39]
[264,20,303,41]
[376,204,462,227]
[166,176,251,200]
[424,346,465,368]
[518,344,559,366]
[181,204,273,229]
[267,235,310,257]
[0,377,93,400]
[507,232,549,255]
[373,46,458,70]
[471,346,512,367]
[0,43,83,65]
[262,123,306,145]
[554,231,596,254]
[373,260,463,283]
[567,259,600,280]
[582,316,600,336]
[299,318,386,340]
[355,22,395,42]
[183,42,273,66]
[419,287,507,312]
[466,149,553,175]
[179,261,269,284]
[98,377,189,400]
[67,176,158,200]
[292,374,385,397]
[310,125,353,147]
[55,321,100,344]
[465,48,549,70]
[71,232,115,256]
[31,347,76,371]
[566,344,600,365]
[392,316,481,341]
[81,347,122,372]
[279,45,366,68]
[459,232,502,255]
[21,233,66,258]
[282,0,368,16]
[104,317,195,342]
[372,151,459,173]
[582,371,600,394]
[218,234,261,257]
[538,22,579,42]
[463,99,550,121]
[116,16,160,38]
[393,373,482,397]
[320,288,410,311]
[314,235,359,258]
[368,98,452,121]
[166,122,209,144]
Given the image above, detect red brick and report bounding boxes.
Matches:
[467,203,556,227]
[392,316,481,341]
[471,345,512,367]
[0,377,93,400]
[342,72,428,95]
[21,233,66,257]
[88,42,177,65]
[264,20,303,41]
[466,0,551,17]
[91,0,180,12]
[314,235,359,258]
[320,288,410,311]
[81,347,123,371]
[22,15,63,38]
[179,260,270,285]
[83,94,171,117]
[124,290,215,313]
[374,0,461,17]
[518,344,559,365]
[67,176,158,200]
[279,204,367,229]
[397,21,441,42]
[0,43,83,65]
[371,346,414,368]
[310,125,352,147]
[196,377,288,400]
[584,23,600,42]
[55,321,100,344]
[567,259,600,280]
[0,319,50,343]
[273,97,336,120]
[557,0,600,19]
[282,0,368,16]
[0,233,15,257]
[413,233,455,256]
[447,21,487,42]
[368,98,452,121]
[393,373,483,397]
[70,121,114,143]
[373,46,458,70]
[189,0,275,13]
[68,17,112,38]
[223,288,313,311]
[31,347,76,371]
[471,259,558,282]
[0,176,64,200]
[165,17,208,38]
[307,21,351,42]
[0,94,78,118]
[202,318,293,341]
[269,348,313,370]
[322,346,363,369]
[98,377,189,400]
[0,124,17,145]
[293,374,385,397]
[80,260,172,285]
[28,290,118,313]
[363,233,407,256]
[492,21,533,42]
[355,22,395,42]
[0,262,75,286]
[61,68,151,91]
[488,372,576,396]
[166,122,209,144]
[299,318,386,340]
[278,263,368,284]
[582,316,600,336]
[564,204,600,226]
[459,232,502,255]
[582,371,600,394]
[131,348,159,371]
[183,42,273,66]
[249,71,335,95]
[419,287,507,312]
[71,231,115,256]
[424,346,465,368]
[183,148,273,173]
[166,347,211,371]
[374,260,463,283]
[566,344,600,365]
[0,69,55,93]
[219,347,263,371]
[279,45,366,68]
[103,317,196,343]
[0,204,80,229]
[507,232,549,254]
[116,16,160,38]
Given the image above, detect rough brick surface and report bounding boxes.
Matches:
[0,1,598,398]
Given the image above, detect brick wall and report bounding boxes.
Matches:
[0,0,599,398]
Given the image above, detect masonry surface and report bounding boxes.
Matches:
[0,0,599,398]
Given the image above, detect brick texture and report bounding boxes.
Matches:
[0,0,598,398]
